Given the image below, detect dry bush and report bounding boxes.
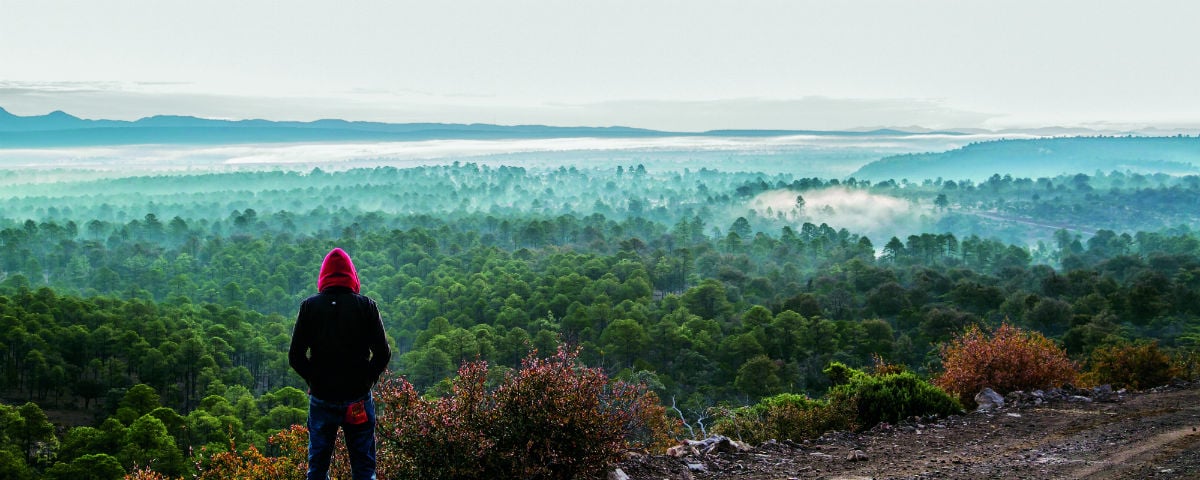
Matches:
[375,345,678,480]
[1081,341,1182,390]
[179,426,309,480]
[935,323,1078,406]
[871,353,908,376]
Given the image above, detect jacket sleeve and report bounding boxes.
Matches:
[366,301,391,380]
[288,304,314,382]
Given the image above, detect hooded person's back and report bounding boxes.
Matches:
[289,248,390,401]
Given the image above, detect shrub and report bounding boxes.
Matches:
[935,323,1078,406]
[826,364,961,429]
[374,360,500,480]
[375,345,678,480]
[823,361,866,386]
[710,393,853,444]
[712,364,958,443]
[186,427,307,480]
[1081,341,1181,390]
[870,353,908,376]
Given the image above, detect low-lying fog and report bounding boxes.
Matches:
[750,187,936,244]
[0,133,1000,178]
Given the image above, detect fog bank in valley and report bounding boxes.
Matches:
[749,187,937,245]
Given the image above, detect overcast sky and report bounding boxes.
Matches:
[2,0,1198,131]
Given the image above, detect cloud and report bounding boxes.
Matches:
[579,97,999,132]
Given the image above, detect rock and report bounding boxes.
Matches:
[667,444,699,458]
[729,439,753,453]
[707,438,736,454]
[1067,395,1093,403]
[684,435,754,456]
[608,467,630,480]
[1004,390,1025,404]
[846,450,869,461]
[975,387,1005,412]
[686,462,707,472]
[1092,384,1118,402]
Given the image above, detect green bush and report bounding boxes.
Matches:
[711,393,853,444]
[828,367,962,428]
[713,364,959,443]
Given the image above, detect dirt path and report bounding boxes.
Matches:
[618,383,1200,479]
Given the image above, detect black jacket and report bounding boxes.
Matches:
[289,286,391,401]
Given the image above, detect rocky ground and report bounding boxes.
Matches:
[615,382,1200,480]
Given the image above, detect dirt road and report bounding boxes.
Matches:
[618,383,1200,479]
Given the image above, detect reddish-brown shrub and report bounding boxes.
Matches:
[487,346,677,479]
[935,323,1078,405]
[1082,341,1182,390]
[186,427,308,480]
[375,345,679,480]
[374,360,497,479]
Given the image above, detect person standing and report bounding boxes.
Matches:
[289,248,391,480]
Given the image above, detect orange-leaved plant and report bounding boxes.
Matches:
[1082,341,1181,390]
[935,323,1078,406]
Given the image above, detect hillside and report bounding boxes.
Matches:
[851,136,1200,182]
[619,382,1200,479]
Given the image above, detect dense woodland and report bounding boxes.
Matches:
[2,151,1200,478]
[852,136,1200,182]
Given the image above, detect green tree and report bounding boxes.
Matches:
[44,453,125,480]
[120,384,161,417]
[0,449,33,480]
[599,319,650,368]
[120,415,184,475]
[735,355,783,399]
[682,280,734,321]
[14,402,56,466]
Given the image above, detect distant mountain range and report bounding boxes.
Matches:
[851,136,1200,182]
[0,106,984,148]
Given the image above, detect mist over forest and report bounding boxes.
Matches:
[2,122,1200,478]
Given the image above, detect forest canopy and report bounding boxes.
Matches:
[2,140,1200,478]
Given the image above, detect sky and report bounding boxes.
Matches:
[2,0,1198,132]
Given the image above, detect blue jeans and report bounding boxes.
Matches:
[307,394,377,480]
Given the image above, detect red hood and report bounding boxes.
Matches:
[318,248,360,293]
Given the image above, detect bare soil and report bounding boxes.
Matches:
[617,382,1200,480]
